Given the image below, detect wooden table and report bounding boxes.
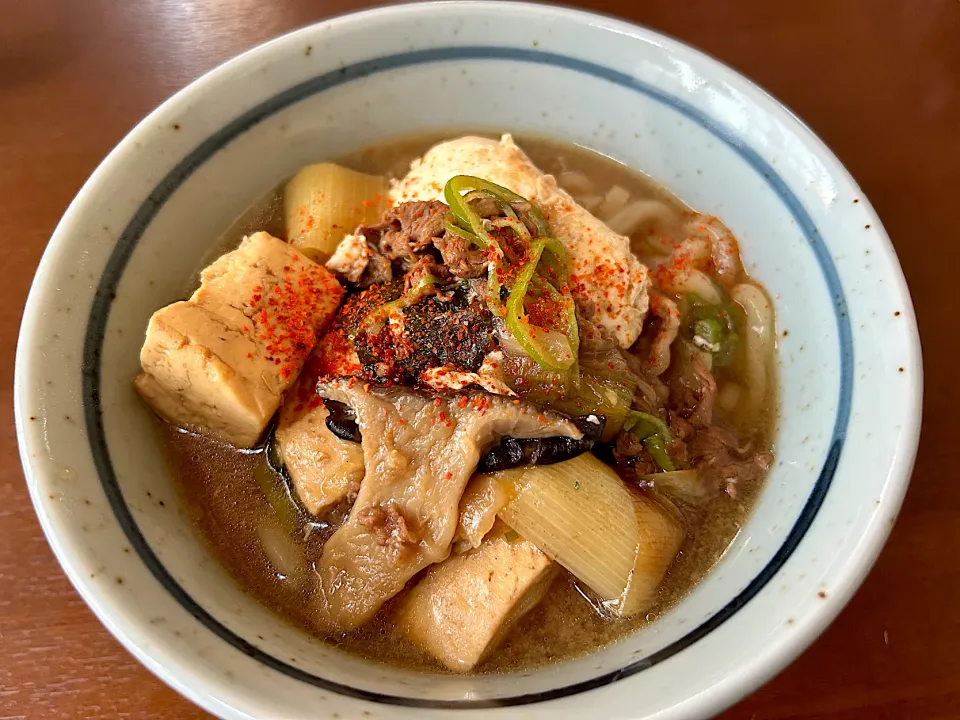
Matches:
[0,1,953,717]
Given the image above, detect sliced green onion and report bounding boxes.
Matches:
[445,175,546,230]
[623,410,674,472]
[539,235,569,289]
[531,275,580,361]
[443,175,579,371]
[444,215,485,248]
[687,296,740,367]
[623,411,672,443]
[489,215,533,246]
[692,317,723,352]
[464,189,521,221]
[506,240,575,371]
[641,435,675,472]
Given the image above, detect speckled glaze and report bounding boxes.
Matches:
[14,3,921,719]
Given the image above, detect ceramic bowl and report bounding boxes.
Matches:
[15,2,922,718]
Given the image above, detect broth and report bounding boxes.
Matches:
[159,133,776,673]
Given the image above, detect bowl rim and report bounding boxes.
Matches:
[15,1,923,717]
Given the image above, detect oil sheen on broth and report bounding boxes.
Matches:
[160,133,777,673]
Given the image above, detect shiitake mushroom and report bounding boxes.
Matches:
[324,400,362,442]
[475,414,605,472]
[324,399,605,472]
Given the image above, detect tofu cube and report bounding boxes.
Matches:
[274,362,364,514]
[397,521,556,671]
[135,232,343,447]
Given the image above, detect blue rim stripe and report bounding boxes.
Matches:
[82,46,853,709]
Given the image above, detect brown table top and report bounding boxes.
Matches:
[1,0,954,717]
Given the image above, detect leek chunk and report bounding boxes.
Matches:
[494,453,684,617]
[284,163,388,262]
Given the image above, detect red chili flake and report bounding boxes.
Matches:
[444,471,453,480]
[246,352,253,359]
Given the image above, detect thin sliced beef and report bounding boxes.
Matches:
[357,243,393,288]
[312,379,581,633]
[404,256,451,292]
[613,430,658,477]
[366,200,449,268]
[688,425,773,498]
[347,200,489,282]
[434,232,488,279]
[355,502,421,562]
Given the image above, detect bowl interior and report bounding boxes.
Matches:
[16,4,919,718]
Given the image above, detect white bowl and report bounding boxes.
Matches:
[15,3,921,718]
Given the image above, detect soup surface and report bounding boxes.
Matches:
[156,133,776,673]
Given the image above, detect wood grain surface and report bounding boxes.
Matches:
[0,1,954,717]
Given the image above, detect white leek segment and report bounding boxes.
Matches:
[284,163,389,262]
[494,453,684,617]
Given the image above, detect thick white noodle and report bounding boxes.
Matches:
[673,237,711,269]
[688,214,743,287]
[597,184,630,219]
[666,268,724,305]
[606,199,676,237]
[717,381,742,413]
[655,238,723,304]
[258,524,306,582]
[646,295,680,377]
[573,194,604,213]
[557,170,594,195]
[730,283,775,420]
